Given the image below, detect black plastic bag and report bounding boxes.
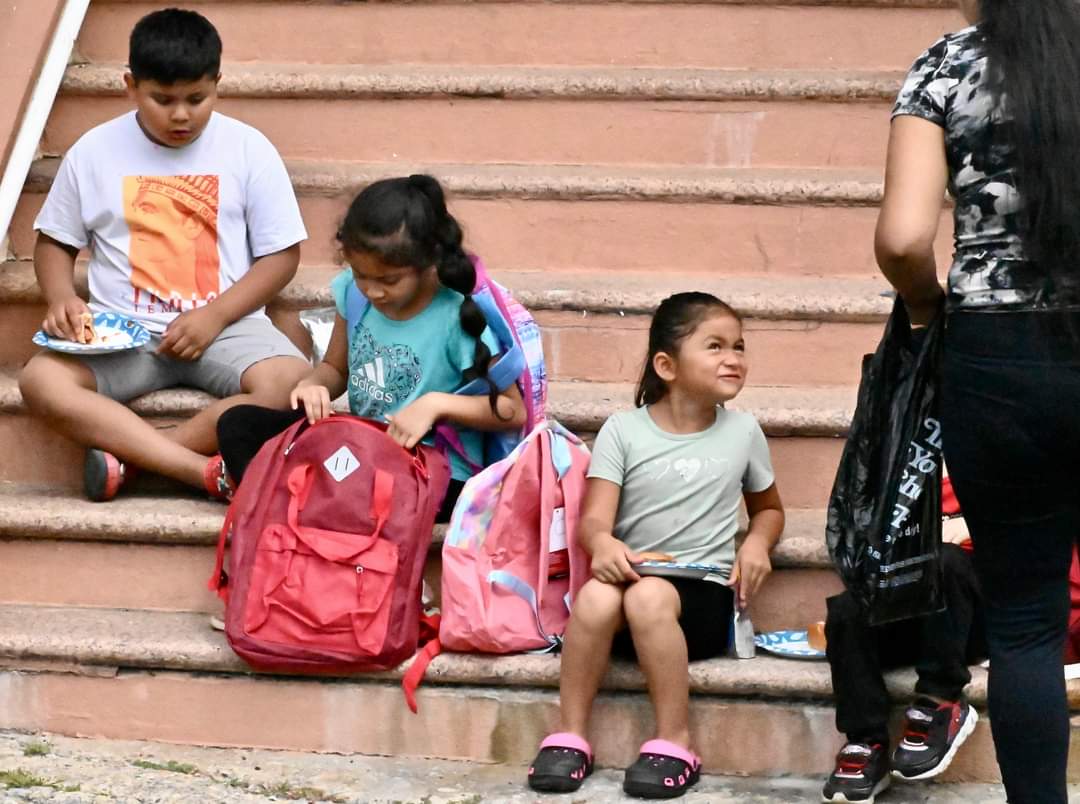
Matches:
[826,298,945,625]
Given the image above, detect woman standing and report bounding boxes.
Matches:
[876,1,1080,801]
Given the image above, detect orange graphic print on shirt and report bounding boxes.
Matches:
[124,175,220,310]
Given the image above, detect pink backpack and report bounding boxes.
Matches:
[208,415,450,674]
[438,421,592,653]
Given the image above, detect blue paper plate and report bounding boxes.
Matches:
[33,312,150,355]
[634,560,729,583]
[754,629,827,660]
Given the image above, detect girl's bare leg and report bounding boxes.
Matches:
[624,577,691,748]
[558,578,626,737]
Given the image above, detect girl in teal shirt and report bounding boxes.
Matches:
[217,175,526,518]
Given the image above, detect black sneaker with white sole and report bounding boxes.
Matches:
[821,742,890,803]
[891,697,978,781]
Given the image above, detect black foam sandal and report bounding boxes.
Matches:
[527,732,594,793]
[623,739,702,799]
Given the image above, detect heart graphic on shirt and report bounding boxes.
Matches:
[347,324,422,417]
[673,458,702,483]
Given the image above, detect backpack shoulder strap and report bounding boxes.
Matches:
[344,276,369,336]
[456,288,525,395]
[401,611,442,713]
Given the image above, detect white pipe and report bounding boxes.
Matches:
[0,0,92,252]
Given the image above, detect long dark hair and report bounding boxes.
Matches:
[337,175,499,412]
[635,292,741,407]
[982,0,1080,296]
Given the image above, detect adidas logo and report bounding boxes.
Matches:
[362,357,386,388]
[350,357,397,405]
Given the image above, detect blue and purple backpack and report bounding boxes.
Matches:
[342,255,547,466]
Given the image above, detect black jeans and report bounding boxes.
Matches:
[217,405,464,523]
[942,311,1080,804]
[826,544,986,747]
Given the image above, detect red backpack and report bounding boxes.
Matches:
[208,415,450,675]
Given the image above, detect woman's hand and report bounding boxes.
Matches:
[727,537,773,609]
[290,383,333,424]
[590,534,642,584]
[386,394,440,450]
[904,290,945,327]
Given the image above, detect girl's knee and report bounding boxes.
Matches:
[623,578,680,627]
[569,580,625,630]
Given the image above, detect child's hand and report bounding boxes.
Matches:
[43,296,90,342]
[290,383,333,424]
[727,538,772,609]
[590,535,642,584]
[386,395,439,450]
[158,306,227,361]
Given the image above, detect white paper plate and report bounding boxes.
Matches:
[754,629,827,660]
[33,312,150,355]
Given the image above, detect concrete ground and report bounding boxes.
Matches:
[0,730,1056,803]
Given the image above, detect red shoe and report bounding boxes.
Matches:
[84,449,134,502]
[203,454,235,502]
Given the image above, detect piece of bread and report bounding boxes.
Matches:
[78,311,96,345]
[636,551,676,563]
[807,621,827,651]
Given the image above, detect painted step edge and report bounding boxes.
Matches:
[0,372,856,437]
[0,260,897,322]
[0,487,831,568]
[86,0,958,9]
[62,62,906,102]
[25,157,889,206]
[0,604,990,708]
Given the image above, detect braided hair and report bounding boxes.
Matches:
[336,175,500,412]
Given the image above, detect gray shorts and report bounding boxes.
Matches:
[74,316,307,402]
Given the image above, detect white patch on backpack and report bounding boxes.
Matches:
[324,446,361,482]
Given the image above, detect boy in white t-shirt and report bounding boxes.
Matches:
[19,8,310,501]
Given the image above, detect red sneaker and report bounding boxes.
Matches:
[84,449,134,502]
[203,454,235,502]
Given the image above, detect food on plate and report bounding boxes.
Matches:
[807,621,827,651]
[636,551,676,563]
[78,312,96,344]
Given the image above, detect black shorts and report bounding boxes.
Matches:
[217,404,464,522]
[612,577,734,662]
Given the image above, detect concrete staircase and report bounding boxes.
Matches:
[5,0,1067,786]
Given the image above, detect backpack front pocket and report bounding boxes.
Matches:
[245,522,400,657]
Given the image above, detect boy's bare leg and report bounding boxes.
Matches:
[159,355,311,456]
[558,578,626,738]
[624,577,691,748]
[19,353,208,488]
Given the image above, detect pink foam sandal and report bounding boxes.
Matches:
[623,739,702,799]
[527,732,594,793]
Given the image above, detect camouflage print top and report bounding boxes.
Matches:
[894,25,1075,311]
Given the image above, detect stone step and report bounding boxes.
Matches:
[12,159,955,274]
[0,487,828,564]
[0,259,893,385]
[78,2,963,71]
[0,372,852,509]
[0,603,1029,783]
[0,487,838,629]
[50,63,903,168]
